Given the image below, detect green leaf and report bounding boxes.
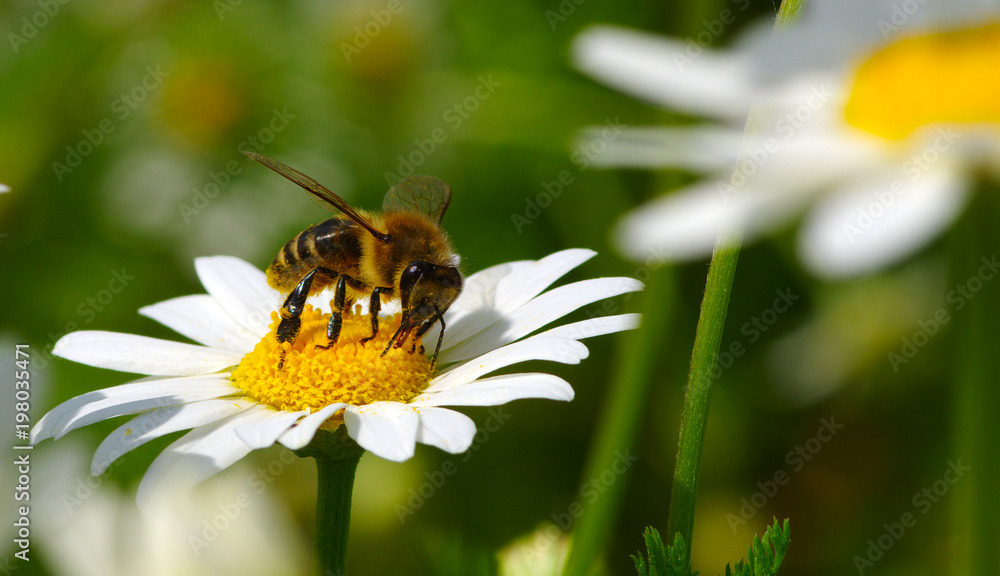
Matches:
[631,528,694,576]
[723,518,791,576]
[633,519,789,576]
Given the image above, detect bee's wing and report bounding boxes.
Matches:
[382,176,452,226]
[244,152,390,242]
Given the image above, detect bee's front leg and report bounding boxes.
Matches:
[278,267,338,344]
[415,310,446,370]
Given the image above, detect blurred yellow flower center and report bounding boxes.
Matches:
[230,306,433,415]
[845,23,1000,139]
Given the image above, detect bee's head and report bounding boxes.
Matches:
[395,260,463,344]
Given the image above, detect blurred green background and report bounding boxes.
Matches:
[0,0,974,575]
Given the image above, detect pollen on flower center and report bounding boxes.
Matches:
[844,23,1000,139]
[230,305,434,414]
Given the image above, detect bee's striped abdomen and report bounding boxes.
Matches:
[267,217,364,291]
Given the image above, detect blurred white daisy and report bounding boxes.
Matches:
[0,184,9,193]
[33,441,308,576]
[574,0,1000,278]
[31,249,640,509]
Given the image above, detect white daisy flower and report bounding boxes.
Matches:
[31,249,640,509]
[573,0,1000,278]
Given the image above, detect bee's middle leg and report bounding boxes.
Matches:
[316,275,349,349]
[360,287,391,344]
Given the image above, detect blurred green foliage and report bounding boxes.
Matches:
[0,0,971,575]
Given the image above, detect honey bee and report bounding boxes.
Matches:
[244,151,463,368]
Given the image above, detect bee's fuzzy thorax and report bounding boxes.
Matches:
[369,210,458,289]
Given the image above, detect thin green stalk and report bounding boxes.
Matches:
[664,0,805,561]
[950,187,1000,576]
[298,428,366,576]
[561,268,677,576]
[664,237,741,556]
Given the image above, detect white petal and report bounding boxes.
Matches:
[441,249,597,351]
[195,256,279,337]
[446,260,533,318]
[440,277,643,363]
[493,249,597,314]
[53,330,243,376]
[573,26,753,119]
[343,402,419,462]
[576,126,745,170]
[91,398,256,475]
[31,375,240,444]
[427,337,588,393]
[613,180,796,263]
[445,260,534,322]
[136,406,271,511]
[234,409,309,449]
[415,407,476,454]
[799,163,968,278]
[140,295,259,353]
[439,261,535,347]
[0,184,9,193]
[411,373,574,407]
[277,403,347,450]
[539,313,641,340]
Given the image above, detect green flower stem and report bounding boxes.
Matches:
[664,235,742,560]
[298,428,366,576]
[664,0,804,561]
[950,187,1000,576]
[561,268,677,576]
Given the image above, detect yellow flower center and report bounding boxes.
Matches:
[845,23,1000,139]
[230,306,433,416]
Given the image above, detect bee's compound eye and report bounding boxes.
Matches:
[400,261,429,302]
